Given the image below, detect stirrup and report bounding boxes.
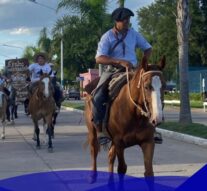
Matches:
[98,136,111,145]
[97,132,111,145]
[154,132,163,144]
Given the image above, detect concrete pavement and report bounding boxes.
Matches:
[0,106,206,181]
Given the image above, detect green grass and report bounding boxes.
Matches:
[159,122,207,139]
[62,101,84,110]
[164,100,203,108]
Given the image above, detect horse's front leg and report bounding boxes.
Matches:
[140,141,154,177]
[116,147,127,174]
[45,115,53,152]
[33,120,40,148]
[1,119,6,139]
[11,104,15,121]
[42,119,47,144]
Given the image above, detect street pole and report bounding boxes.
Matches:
[60,28,64,87]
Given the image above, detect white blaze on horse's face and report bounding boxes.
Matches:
[42,77,50,98]
[151,75,163,126]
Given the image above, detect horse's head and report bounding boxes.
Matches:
[135,56,166,126]
[38,72,54,98]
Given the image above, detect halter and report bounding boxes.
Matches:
[126,67,162,118]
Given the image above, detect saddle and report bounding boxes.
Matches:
[85,71,134,126]
[85,71,133,101]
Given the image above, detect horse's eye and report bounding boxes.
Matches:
[145,85,151,90]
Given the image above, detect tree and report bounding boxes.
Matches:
[176,0,192,123]
[37,27,52,60]
[54,0,113,82]
[117,0,125,7]
[22,46,40,63]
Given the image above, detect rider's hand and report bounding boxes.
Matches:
[119,60,133,70]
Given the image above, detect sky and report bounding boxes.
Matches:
[0,0,154,69]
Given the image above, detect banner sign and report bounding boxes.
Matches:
[5,58,29,104]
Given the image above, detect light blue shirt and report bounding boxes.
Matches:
[96,28,151,67]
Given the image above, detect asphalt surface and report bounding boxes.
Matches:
[0,104,206,181]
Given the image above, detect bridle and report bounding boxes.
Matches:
[126,67,163,118]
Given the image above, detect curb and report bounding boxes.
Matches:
[62,106,84,114]
[62,106,207,148]
[157,128,207,148]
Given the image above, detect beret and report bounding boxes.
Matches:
[112,7,134,21]
[34,52,47,62]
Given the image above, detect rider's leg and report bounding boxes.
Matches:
[92,72,112,145]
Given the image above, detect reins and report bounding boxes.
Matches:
[126,67,149,117]
[126,67,162,118]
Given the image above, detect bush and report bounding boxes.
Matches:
[164,92,202,101]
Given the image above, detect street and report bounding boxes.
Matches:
[0,105,206,180]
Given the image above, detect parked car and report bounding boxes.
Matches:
[67,89,80,100]
[164,84,176,94]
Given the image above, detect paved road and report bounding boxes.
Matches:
[0,105,206,180]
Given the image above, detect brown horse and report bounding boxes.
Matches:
[85,56,166,179]
[0,89,7,139]
[29,73,56,151]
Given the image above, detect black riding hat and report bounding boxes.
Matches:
[112,7,134,21]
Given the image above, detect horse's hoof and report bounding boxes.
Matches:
[32,137,37,141]
[1,134,5,140]
[48,147,53,153]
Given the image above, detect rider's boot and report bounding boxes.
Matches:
[95,123,111,145]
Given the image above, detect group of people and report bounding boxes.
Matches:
[0,52,64,118]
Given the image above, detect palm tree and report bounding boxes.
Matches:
[117,0,125,7]
[176,0,192,123]
[22,46,40,63]
[37,27,52,60]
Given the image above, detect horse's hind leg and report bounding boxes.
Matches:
[45,115,53,152]
[108,144,116,172]
[14,105,18,118]
[140,141,154,177]
[88,127,99,183]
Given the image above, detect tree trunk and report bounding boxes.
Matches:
[176,0,192,123]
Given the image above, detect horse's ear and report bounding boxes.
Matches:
[141,56,148,71]
[158,55,166,70]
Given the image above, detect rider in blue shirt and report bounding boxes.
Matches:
[93,7,152,145]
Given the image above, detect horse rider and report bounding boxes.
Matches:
[48,63,64,109]
[28,52,52,95]
[93,7,163,145]
[0,73,10,98]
